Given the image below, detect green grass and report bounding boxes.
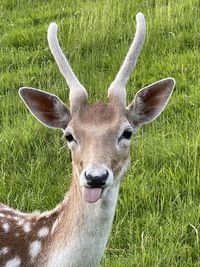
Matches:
[0,0,200,266]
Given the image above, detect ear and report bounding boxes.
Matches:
[19,87,70,130]
[126,78,175,128]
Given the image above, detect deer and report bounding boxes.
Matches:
[0,12,175,267]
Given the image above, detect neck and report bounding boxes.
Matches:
[41,172,120,267]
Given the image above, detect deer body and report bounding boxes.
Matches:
[1,13,175,267]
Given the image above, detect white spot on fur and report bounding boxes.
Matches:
[29,240,41,262]
[23,222,31,233]
[0,247,9,255]
[17,219,25,226]
[2,222,9,233]
[37,226,49,238]
[13,216,20,221]
[0,213,5,217]
[15,232,20,237]
[5,257,21,267]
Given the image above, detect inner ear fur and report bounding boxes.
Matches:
[19,87,71,130]
[126,78,175,128]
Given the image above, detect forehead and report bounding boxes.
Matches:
[68,102,128,133]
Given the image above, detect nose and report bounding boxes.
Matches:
[85,170,109,188]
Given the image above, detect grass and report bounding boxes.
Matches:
[0,0,200,266]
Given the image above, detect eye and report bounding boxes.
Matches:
[120,129,133,141]
[65,133,74,142]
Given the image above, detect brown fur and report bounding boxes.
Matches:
[68,102,130,177]
[0,204,62,266]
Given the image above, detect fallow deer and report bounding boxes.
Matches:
[0,13,175,267]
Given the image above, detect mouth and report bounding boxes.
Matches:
[82,187,104,203]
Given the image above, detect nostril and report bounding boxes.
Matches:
[84,172,93,181]
[101,170,109,181]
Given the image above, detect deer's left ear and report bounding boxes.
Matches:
[126,78,175,129]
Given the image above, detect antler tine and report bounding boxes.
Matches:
[108,13,146,106]
[48,22,88,105]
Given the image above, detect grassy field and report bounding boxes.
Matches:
[0,0,200,266]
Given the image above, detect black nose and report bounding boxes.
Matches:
[85,171,109,188]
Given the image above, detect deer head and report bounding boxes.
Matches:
[19,13,175,204]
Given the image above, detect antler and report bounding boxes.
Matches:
[108,12,146,107]
[48,23,88,108]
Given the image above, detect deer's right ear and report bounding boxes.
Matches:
[19,87,70,130]
[126,78,175,129]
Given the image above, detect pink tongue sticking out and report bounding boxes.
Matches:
[82,187,102,203]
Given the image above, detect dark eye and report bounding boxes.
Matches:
[121,130,132,140]
[65,133,74,142]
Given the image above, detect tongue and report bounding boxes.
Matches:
[82,187,102,203]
